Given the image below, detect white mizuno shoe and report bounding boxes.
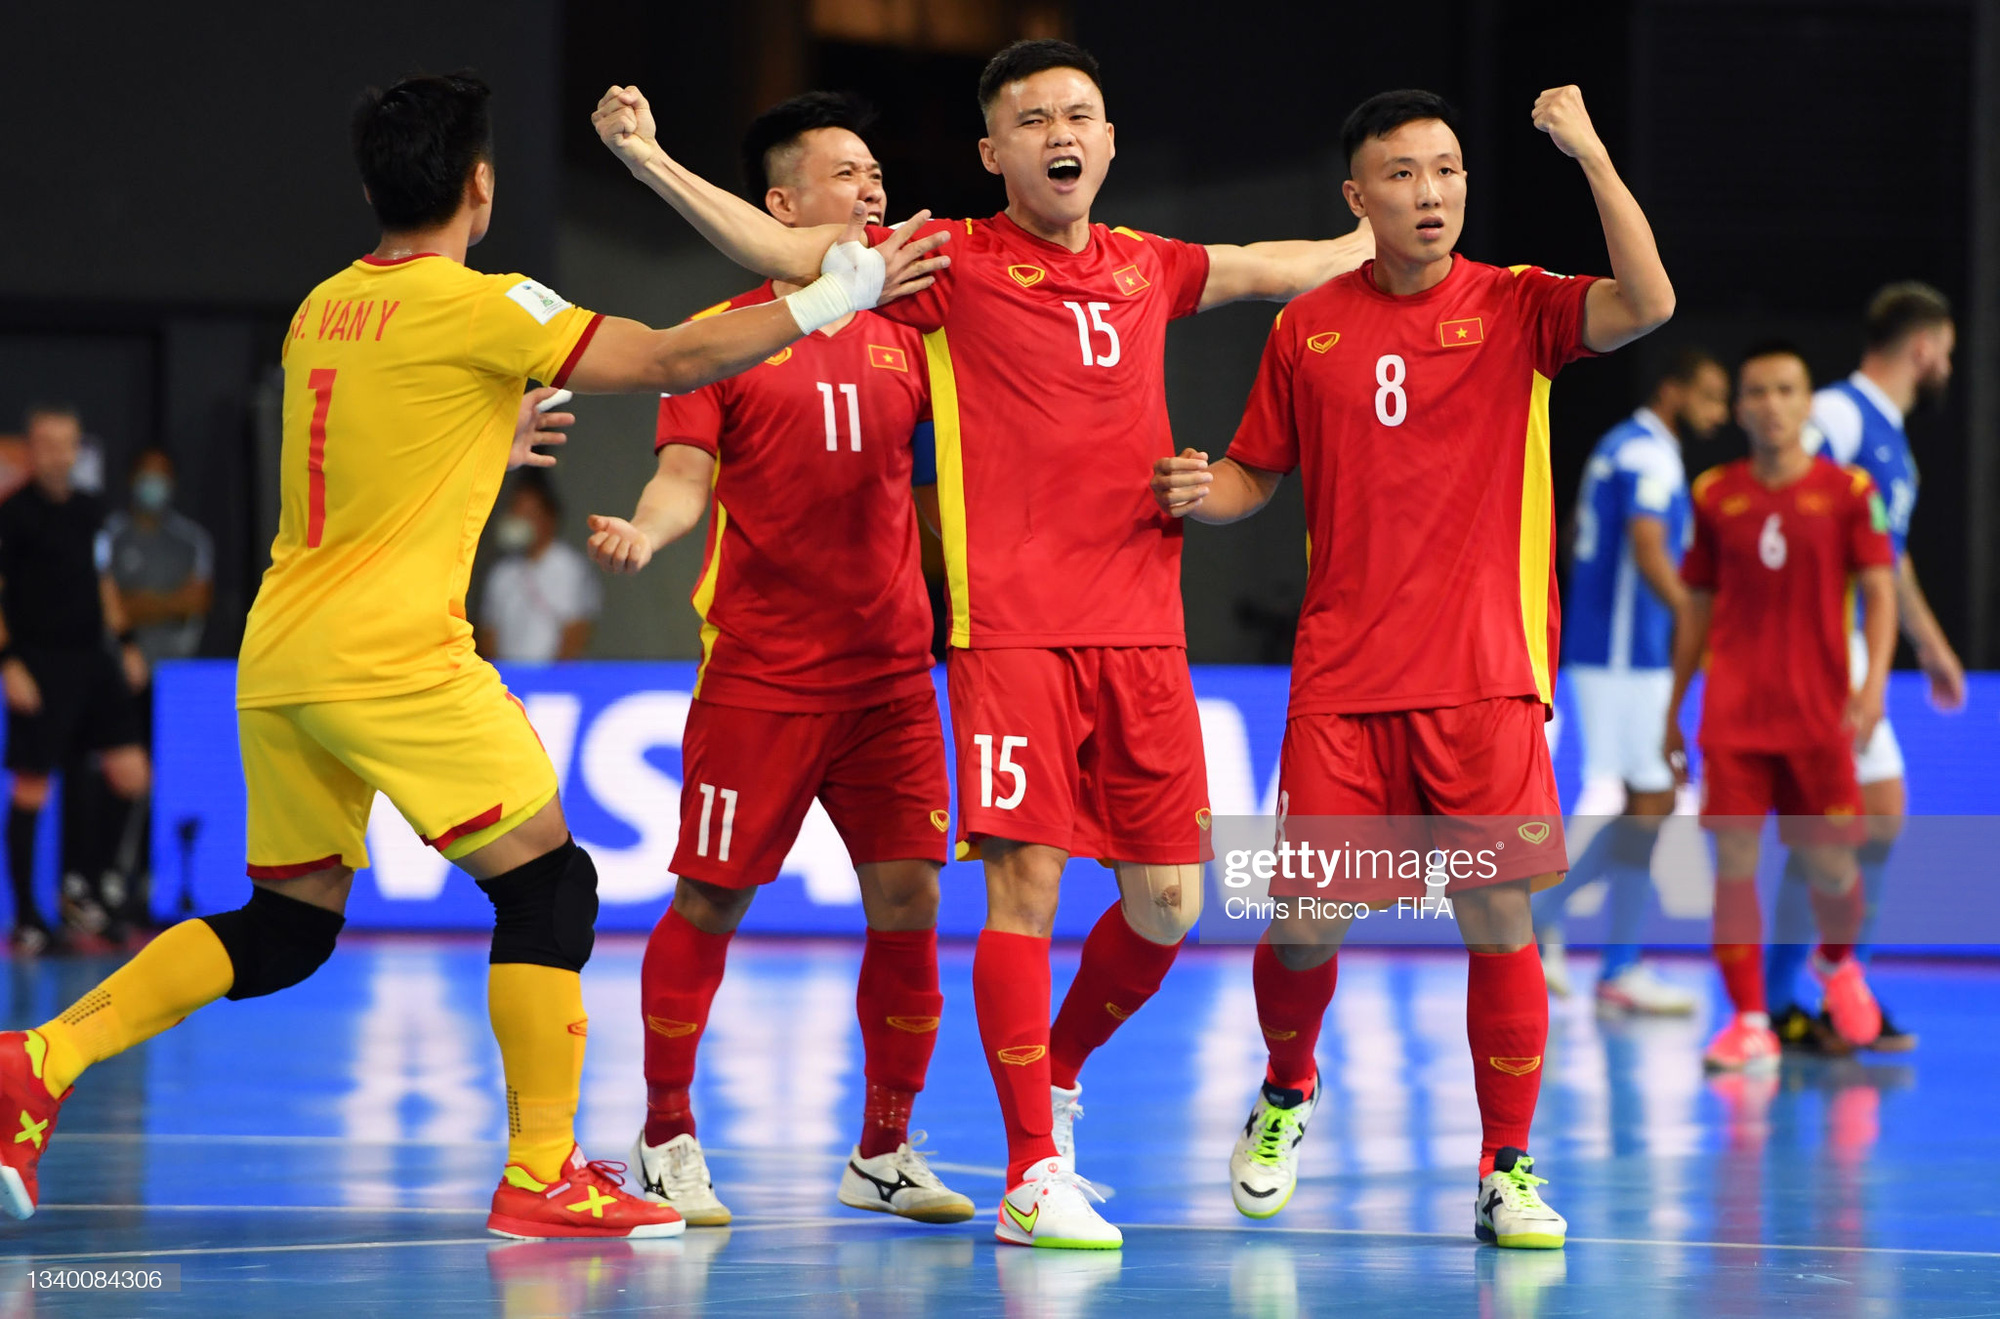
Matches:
[1594,961,1697,1016]
[1474,1148,1567,1249]
[1050,1082,1084,1162]
[995,1156,1121,1250]
[629,1130,732,1227]
[1229,1077,1316,1219]
[837,1133,976,1223]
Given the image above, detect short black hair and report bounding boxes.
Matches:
[740,91,878,198]
[1340,89,1460,176]
[22,401,78,430]
[1737,338,1811,382]
[1651,346,1724,395]
[1864,281,1952,351]
[509,466,560,518]
[351,72,493,231]
[977,39,1102,115]
[131,446,174,475]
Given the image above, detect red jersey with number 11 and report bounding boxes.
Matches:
[1680,458,1893,751]
[656,285,934,712]
[1227,256,1599,716]
[869,214,1210,648]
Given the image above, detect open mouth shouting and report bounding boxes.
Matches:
[1046,155,1083,183]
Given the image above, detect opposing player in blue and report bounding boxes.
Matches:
[1536,348,1729,1013]
[1768,283,1962,1053]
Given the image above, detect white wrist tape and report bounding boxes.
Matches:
[783,239,887,334]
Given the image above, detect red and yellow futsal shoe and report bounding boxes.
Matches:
[1702,1013,1781,1075]
[487,1145,688,1240]
[0,1030,69,1220]
[1813,956,1883,1049]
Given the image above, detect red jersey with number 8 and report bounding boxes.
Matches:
[655,284,935,712]
[1680,458,1894,751]
[868,214,1211,648]
[1226,256,1599,715]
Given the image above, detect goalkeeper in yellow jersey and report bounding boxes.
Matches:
[0,71,947,1240]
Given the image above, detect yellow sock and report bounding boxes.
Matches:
[489,963,588,1182]
[34,920,236,1098]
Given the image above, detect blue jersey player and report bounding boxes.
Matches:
[1537,349,1729,1013]
[1769,283,1962,1053]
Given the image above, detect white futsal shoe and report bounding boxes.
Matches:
[1229,1076,1316,1219]
[1050,1082,1084,1162]
[1474,1147,1567,1249]
[995,1155,1122,1250]
[1594,961,1697,1016]
[629,1130,732,1226]
[1540,940,1572,999]
[838,1133,976,1223]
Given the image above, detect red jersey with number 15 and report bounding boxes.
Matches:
[1680,458,1893,751]
[868,214,1210,648]
[656,284,934,712]
[1227,256,1599,716]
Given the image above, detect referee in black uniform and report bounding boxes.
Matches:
[1,404,152,954]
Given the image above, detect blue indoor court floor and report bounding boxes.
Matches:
[3,936,1998,1317]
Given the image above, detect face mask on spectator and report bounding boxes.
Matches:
[494,515,536,553]
[134,472,173,513]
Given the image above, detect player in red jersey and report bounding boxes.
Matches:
[592,40,1374,1247]
[1664,342,1896,1072]
[1150,87,1675,1247]
[583,94,971,1228]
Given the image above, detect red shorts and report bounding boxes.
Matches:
[946,647,1209,864]
[1276,697,1565,894]
[1700,743,1865,846]
[671,692,951,889]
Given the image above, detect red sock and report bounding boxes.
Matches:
[974,929,1057,1185]
[855,927,943,1158]
[1466,946,1547,1178]
[1252,940,1336,1094]
[640,905,733,1146]
[1810,880,1864,963]
[1047,901,1182,1089]
[1712,876,1765,1014]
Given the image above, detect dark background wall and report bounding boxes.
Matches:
[7,0,1995,665]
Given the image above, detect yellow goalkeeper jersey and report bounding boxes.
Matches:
[237,252,603,708]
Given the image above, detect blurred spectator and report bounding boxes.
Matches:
[0,404,151,954]
[477,469,599,663]
[75,448,213,928]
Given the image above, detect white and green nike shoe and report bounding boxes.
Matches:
[1474,1147,1567,1249]
[995,1155,1121,1250]
[1230,1076,1316,1219]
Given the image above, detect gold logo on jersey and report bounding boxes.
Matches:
[763,346,793,367]
[1008,264,1046,288]
[1306,331,1340,354]
[1798,492,1832,515]
[930,809,949,832]
[1517,821,1551,845]
[1720,494,1752,517]
[1112,263,1150,296]
[868,344,909,372]
[1196,807,1213,830]
[1439,317,1484,347]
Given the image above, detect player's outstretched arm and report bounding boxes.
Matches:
[1845,564,1899,746]
[1895,554,1967,710]
[1532,86,1675,353]
[593,86,949,295]
[1663,590,1713,783]
[1150,450,1283,524]
[586,444,717,576]
[1197,219,1375,312]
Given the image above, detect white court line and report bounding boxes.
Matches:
[15,1217,892,1263]
[1115,1221,2000,1261]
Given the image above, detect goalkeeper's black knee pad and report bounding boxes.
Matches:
[203,885,346,1001]
[478,839,599,971]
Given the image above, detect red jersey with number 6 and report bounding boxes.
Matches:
[655,284,934,712]
[1680,458,1894,751]
[1226,256,1599,715]
[867,214,1210,648]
